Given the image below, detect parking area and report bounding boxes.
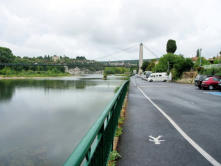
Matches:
[137,74,221,93]
[204,92,221,96]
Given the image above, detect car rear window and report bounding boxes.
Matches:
[204,78,210,81]
[213,77,219,81]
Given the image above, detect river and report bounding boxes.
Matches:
[0,75,125,166]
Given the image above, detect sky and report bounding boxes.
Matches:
[0,0,221,61]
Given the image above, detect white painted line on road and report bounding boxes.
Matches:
[139,86,169,88]
[138,87,221,166]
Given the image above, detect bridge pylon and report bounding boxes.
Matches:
[138,43,143,75]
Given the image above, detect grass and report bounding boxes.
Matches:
[108,150,121,166]
[108,93,127,166]
[118,117,125,125]
[115,127,123,137]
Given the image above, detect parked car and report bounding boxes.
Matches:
[194,74,209,89]
[201,77,220,90]
[218,81,221,90]
[147,72,168,82]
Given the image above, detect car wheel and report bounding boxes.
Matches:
[150,80,153,82]
[208,85,214,90]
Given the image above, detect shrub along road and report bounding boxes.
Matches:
[118,76,221,166]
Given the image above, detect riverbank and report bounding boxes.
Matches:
[0,74,71,80]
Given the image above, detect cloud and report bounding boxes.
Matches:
[0,0,220,60]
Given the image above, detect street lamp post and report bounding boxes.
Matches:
[199,48,202,67]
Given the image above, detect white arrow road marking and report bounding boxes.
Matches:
[149,135,165,144]
[138,87,221,166]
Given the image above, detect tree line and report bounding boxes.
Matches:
[0,46,104,76]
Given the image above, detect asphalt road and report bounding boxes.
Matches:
[118,76,221,166]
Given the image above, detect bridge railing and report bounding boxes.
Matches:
[64,80,129,166]
[0,63,66,66]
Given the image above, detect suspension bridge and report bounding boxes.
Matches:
[0,43,160,71]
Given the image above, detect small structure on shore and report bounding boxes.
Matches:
[68,67,81,75]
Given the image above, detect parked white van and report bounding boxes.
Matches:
[147,72,168,82]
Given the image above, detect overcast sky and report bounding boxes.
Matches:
[0,0,220,60]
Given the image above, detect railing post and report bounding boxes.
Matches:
[85,148,91,166]
[98,124,104,165]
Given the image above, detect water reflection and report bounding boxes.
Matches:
[0,79,98,102]
[0,81,15,102]
[0,76,124,166]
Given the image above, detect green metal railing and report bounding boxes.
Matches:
[64,80,129,166]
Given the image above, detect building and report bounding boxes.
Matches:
[191,56,198,63]
[52,55,60,62]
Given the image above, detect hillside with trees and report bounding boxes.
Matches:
[0,46,104,77]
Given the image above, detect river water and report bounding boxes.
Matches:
[0,75,125,166]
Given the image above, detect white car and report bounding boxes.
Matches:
[147,72,168,82]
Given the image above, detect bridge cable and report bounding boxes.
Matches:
[94,44,138,61]
[143,44,160,59]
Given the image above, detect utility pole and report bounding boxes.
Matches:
[199,48,202,67]
[167,61,170,73]
[138,43,143,75]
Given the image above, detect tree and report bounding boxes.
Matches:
[154,53,194,79]
[76,56,86,60]
[166,39,177,54]
[0,47,15,63]
[196,49,200,57]
[194,57,210,69]
[104,67,129,75]
[184,58,194,71]
[141,61,149,71]
[146,59,157,71]
[155,53,177,72]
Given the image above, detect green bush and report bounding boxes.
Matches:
[104,67,130,75]
[0,67,16,75]
[141,61,150,71]
[202,67,221,76]
[0,47,15,63]
[118,117,125,125]
[154,53,193,80]
[108,150,121,166]
[0,66,69,77]
[194,57,210,69]
[115,127,123,137]
[109,150,121,161]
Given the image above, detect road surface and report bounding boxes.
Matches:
[118,76,221,166]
